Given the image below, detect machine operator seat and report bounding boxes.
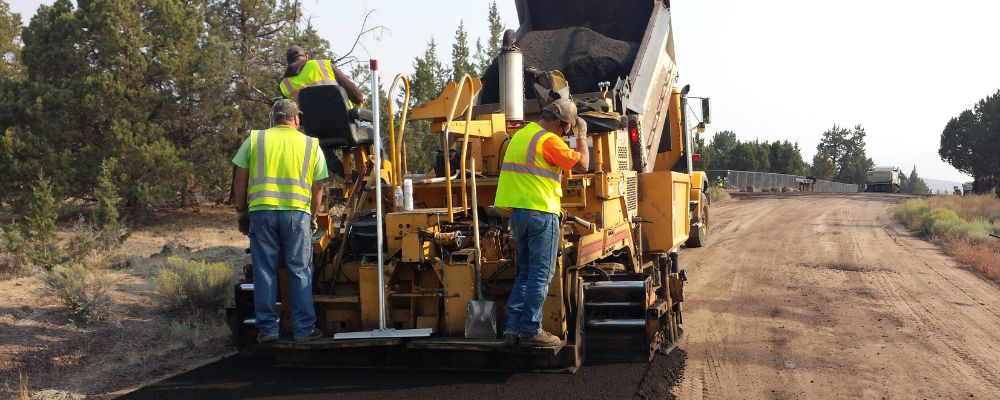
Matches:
[298,85,374,148]
[297,85,374,182]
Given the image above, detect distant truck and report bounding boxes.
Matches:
[865,166,901,193]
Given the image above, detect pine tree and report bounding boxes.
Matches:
[907,166,930,194]
[92,159,121,232]
[0,0,22,79]
[451,21,474,81]
[19,172,58,244]
[486,1,503,58]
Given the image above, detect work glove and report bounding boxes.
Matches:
[573,116,588,140]
[238,211,250,236]
[311,217,319,233]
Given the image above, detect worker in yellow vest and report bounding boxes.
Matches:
[232,99,329,343]
[281,45,365,106]
[494,98,589,348]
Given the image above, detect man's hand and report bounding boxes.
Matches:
[238,211,250,236]
[573,116,588,140]
[311,217,319,233]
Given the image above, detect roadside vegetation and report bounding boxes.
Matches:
[895,196,1000,280]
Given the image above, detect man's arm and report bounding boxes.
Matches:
[332,64,366,105]
[310,180,325,216]
[234,167,249,211]
[572,137,590,173]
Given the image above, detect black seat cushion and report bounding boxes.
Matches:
[298,85,373,148]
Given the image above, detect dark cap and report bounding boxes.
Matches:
[286,45,306,64]
[271,99,300,122]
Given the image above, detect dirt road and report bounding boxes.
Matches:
[119,193,1000,399]
[676,192,1000,399]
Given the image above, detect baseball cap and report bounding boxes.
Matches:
[286,45,306,64]
[271,99,301,121]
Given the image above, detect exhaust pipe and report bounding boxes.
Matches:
[499,29,523,121]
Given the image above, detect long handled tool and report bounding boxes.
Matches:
[464,159,497,339]
[334,59,432,340]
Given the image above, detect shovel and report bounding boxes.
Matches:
[465,159,497,339]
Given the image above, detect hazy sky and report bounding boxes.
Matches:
[12,0,1000,182]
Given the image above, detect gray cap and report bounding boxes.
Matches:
[543,98,578,124]
[271,99,300,122]
[286,45,306,64]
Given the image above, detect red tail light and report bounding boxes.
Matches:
[628,120,639,143]
[692,153,702,162]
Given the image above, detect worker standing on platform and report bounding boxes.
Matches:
[233,99,328,343]
[494,98,589,348]
[280,45,366,106]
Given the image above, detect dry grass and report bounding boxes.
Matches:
[0,206,245,398]
[895,195,1000,281]
[708,187,731,203]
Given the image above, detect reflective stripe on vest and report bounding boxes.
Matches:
[494,122,563,214]
[247,127,318,211]
[280,59,338,102]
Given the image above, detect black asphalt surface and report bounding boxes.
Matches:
[118,349,685,400]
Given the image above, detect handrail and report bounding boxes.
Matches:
[442,74,477,222]
[387,74,411,187]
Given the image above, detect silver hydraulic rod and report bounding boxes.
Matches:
[371,60,387,330]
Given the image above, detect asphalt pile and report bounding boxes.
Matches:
[479,27,639,103]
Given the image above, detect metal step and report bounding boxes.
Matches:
[586,319,646,328]
[585,301,643,308]
[583,281,645,291]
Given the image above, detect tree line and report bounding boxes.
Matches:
[0,0,504,222]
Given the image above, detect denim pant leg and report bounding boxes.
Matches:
[504,210,533,336]
[518,211,559,336]
[279,210,317,338]
[249,211,280,336]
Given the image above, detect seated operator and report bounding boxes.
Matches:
[280,45,366,106]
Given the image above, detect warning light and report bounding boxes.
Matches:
[692,153,702,162]
[628,120,639,143]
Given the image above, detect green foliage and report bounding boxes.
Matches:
[92,158,121,232]
[700,131,808,176]
[896,198,995,244]
[155,257,234,316]
[0,0,22,79]
[810,125,873,188]
[904,165,930,194]
[44,263,114,323]
[451,20,475,80]
[18,172,58,245]
[940,90,1000,180]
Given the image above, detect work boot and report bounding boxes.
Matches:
[503,334,519,347]
[257,333,279,343]
[294,328,324,343]
[519,330,562,348]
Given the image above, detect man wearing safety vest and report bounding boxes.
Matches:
[232,99,329,343]
[495,98,590,348]
[280,45,365,106]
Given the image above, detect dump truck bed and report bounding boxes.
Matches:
[480,0,678,171]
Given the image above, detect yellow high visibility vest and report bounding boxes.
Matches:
[247,125,319,213]
[280,59,340,103]
[494,122,563,215]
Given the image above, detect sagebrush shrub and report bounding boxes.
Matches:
[44,263,114,323]
[155,257,233,316]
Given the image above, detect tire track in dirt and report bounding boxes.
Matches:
[675,193,1000,399]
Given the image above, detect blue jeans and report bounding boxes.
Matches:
[504,209,560,337]
[249,210,316,338]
